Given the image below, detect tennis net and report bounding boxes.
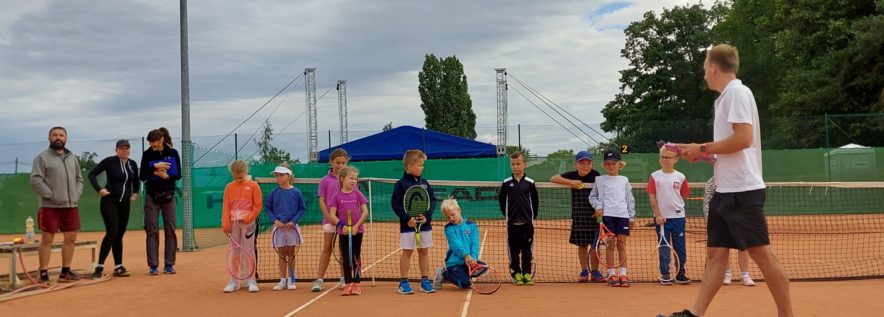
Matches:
[238,178,884,283]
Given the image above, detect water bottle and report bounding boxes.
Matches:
[26,216,35,243]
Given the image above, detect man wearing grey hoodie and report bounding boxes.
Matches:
[30,126,84,282]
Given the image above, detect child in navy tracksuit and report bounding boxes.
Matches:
[498,151,539,286]
[432,198,482,290]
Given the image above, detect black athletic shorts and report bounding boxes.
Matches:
[707,188,769,250]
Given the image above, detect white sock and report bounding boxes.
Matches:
[741,271,750,278]
[115,264,123,269]
[280,278,287,283]
[96,264,104,268]
[724,269,732,276]
[608,268,616,276]
[619,267,627,276]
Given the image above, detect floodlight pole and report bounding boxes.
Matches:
[180,0,195,251]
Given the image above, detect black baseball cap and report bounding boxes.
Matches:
[603,149,621,162]
[115,139,130,148]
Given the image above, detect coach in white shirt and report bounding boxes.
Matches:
[662,44,793,317]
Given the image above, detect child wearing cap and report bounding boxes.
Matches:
[550,150,603,283]
[589,149,635,287]
[264,164,306,291]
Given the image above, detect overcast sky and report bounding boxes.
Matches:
[0,0,704,168]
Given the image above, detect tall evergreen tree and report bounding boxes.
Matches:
[418,54,477,139]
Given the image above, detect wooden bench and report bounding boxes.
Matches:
[0,240,97,289]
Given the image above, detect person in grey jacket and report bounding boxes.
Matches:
[30,126,84,282]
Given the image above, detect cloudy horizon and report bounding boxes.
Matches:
[0,0,704,171]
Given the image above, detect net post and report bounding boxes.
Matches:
[368,179,376,287]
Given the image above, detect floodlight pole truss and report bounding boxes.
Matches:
[337,80,349,144]
[495,68,508,156]
[305,68,318,162]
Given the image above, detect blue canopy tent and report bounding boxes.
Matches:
[318,126,497,162]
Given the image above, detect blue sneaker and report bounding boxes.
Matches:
[164,265,176,274]
[591,270,605,282]
[148,266,159,276]
[420,278,435,293]
[577,269,589,283]
[398,281,414,295]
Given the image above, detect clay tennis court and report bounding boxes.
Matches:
[2,223,883,316]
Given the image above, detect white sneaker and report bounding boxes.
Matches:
[741,275,756,286]
[248,280,260,292]
[432,267,444,290]
[287,280,297,290]
[338,277,345,290]
[311,279,323,292]
[723,273,732,285]
[223,280,240,293]
[273,280,288,291]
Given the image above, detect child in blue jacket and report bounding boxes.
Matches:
[432,198,484,290]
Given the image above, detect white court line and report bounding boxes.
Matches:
[460,229,488,317]
[282,246,402,317]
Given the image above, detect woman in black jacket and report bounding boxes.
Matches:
[140,127,182,276]
[88,139,139,278]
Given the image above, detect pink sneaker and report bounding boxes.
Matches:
[351,283,362,295]
[341,283,353,296]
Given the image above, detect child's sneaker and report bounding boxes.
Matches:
[39,270,50,283]
[223,280,240,293]
[723,273,732,285]
[58,271,80,282]
[398,280,414,295]
[741,275,756,286]
[338,277,346,290]
[148,266,159,276]
[420,278,435,293]
[163,265,176,274]
[247,280,260,292]
[523,273,535,285]
[311,278,323,292]
[513,273,524,286]
[273,279,288,291]
[576,269,589,283]
[590,270,605,282]
[620,275,631,287]
[287,280,297,290]
[91,266,104,279]
[608,275,620,287]
[675,275,691,285]
[656,309,700,317]
[432,267,445,290]
[341,283,353,296]
[351,283,362,295]
[660,274,673,285]
[113,266,131,277]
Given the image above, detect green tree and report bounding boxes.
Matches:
[78,151,98,171]
[418,54,477,139]
[765,0,883,147]
[601,3,729,152]
[257,121,292,165]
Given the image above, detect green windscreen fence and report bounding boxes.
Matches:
[2,147,883,234]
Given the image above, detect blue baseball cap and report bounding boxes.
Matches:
[575,151,593,162]
[603,149,621,162]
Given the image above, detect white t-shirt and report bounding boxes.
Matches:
[713,79,765,193]
[588,175,635,219]
[647,170,690,218]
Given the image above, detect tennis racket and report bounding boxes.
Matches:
[469,262,503,295]
[658,141,717,163]
[346,210,358,283]
[653,227,680,283]
[272,225,300,283]
[227,222,256,281]
[403,185,431,247]
[594,217,627,268]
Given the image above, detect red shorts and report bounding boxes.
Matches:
[38,207,81,234]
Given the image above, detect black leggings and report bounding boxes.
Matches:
[99,196,131,266]
[339,233,363,283]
